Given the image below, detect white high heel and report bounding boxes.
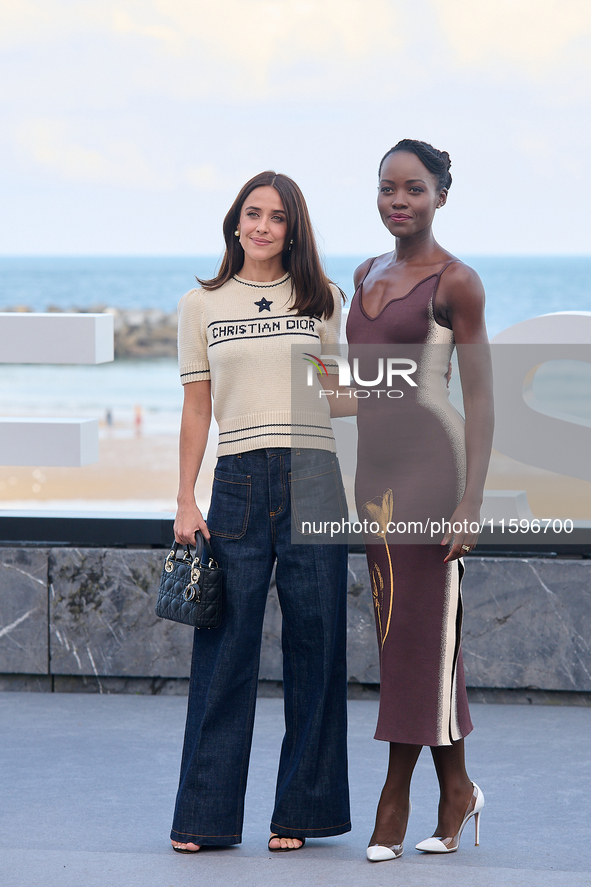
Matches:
[366,801,411,862]
[415,783,484,854]
[366,841,404,861]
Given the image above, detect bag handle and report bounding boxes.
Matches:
[192,531,217,567]
[169,532,217,567]
[169,541,193,562]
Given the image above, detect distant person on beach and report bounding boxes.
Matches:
[133,403,143,436]
[170,171,350,853]
[347,140,493,860]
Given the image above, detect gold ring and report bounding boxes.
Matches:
[461,544,471,552]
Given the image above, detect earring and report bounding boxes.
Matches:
[234,229,240,237]
[288,239,293,251]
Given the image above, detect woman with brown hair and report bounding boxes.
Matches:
[169,171,350,853]
[347,140,493,860]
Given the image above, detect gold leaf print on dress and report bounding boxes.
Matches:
[370,563,384,646]
[363,488,393,538]
[362,489,394,648]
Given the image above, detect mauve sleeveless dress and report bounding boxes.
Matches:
[346,259,473,746]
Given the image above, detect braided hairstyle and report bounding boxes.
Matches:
[378,139,452,191]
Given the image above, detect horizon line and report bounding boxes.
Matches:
[1,252,591,260]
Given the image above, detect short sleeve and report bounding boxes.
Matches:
[320,284,344,375]
[178,289,211,384]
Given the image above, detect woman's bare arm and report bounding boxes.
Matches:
[174,380,212,543]
[320,374,358,417]
[437,264,494,561]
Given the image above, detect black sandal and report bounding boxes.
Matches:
[172,843,200,854]
[268,834,306,852]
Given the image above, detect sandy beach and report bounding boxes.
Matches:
[0,428,589,522]
[0,430,215,515]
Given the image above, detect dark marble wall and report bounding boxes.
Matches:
[344,555,380,685]
[0,549,48,675]
[49,548,193,678]
[462,557,591,692]
[1,548,590,692]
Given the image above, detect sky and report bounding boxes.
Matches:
[2,0,591,256]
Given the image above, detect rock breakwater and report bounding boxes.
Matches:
[2,305,178,359]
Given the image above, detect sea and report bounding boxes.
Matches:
[2,255,591,332]
[1,253,591,446]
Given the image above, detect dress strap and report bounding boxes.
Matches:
[436,259,462,278]
[358,257,377,289]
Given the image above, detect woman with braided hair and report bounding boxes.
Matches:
[347,139,493,860]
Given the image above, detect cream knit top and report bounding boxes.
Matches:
[178,273,342,456]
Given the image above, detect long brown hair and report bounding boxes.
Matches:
[198,171,343,319]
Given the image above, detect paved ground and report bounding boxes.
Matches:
[0,692,590,887]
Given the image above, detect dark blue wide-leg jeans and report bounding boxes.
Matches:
[170,448,350,846]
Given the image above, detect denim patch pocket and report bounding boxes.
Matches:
[289,457,347,537]
[207,469,252,539]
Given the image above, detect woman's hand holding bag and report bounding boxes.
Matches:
[155,531,223,628]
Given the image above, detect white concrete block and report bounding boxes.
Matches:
[491,311,591,344]
[0,418,99,466]
[481,490,535,522]
[0,313,113,364]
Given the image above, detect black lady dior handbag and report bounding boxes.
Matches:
[155,532,223,628]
